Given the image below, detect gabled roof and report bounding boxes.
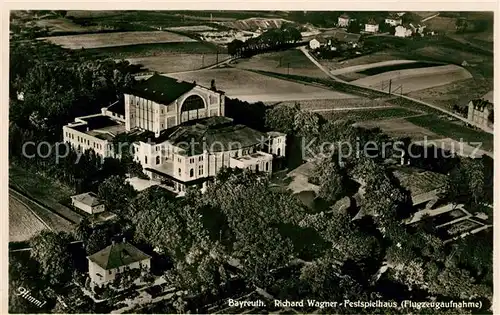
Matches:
[71,192,102,207]
[386,13,402,20]
[87,242,151,270]
[482,90,493,103]
[339,14,350,19]
[126,74,197,105]
[366,19,378,25]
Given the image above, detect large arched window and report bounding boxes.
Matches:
[156,156,160,165]
[190,168,194,177]
[277,148,281,156]
[181,95,205,112]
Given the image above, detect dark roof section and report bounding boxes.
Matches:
[135,116,266,155]
[107,99,125,116]
[126,73,196,105]
[87,242,151,270]
[145,167,214,186]
[69,115,121,132]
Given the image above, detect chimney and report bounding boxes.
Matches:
[210,79,216,91]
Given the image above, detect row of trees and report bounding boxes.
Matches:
[227,23,302,57]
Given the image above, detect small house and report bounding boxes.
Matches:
[338,14,352,27]
[467,91,494,129]
[71,192,105,214]
[364,19,379,33]
[395,25,413,37]
[87,239,151,288]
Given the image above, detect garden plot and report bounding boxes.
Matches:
[167,68,358,103]
[9,196,48,242]
[127,53,230,73]
[356,117,439,141]
[234,49,329,79]
[165,25,217,32]
[40,31,196,49]
[330,60,417,76]
[351,65,472,93]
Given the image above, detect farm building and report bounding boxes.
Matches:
[467,91,493,130]
[385,13,402,26]
[338,14,352,27]
[395,25,413,37]
[71,192,105,214]
[364,20,379,33]
[409,23,427,36]
[63,74,287,196]
[87,239,151,288]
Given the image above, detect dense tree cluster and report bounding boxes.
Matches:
[228,23,302,57]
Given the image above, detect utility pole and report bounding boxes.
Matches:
[388,79,392,95]
[216,48,219,64]
[202,54,205,68]
[287,62,290,75]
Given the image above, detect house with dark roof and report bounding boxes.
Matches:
[71,192,105,214]
[87,239,151,288]
[338,14,353,27]
[467,91,493,130]
[385,13,402,26]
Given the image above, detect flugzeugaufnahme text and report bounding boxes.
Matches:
[228,299,482,310]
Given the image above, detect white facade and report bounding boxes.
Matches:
[62,115,116,158]
[72,200,105,214]
[88,257,150,287]
[365,23,379,33]
[338,16,351,27]
[124,85,225,137]
[395,25,413,37]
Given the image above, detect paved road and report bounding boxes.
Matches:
[298,46,494,135]
[309,105,397,112]
[421,13,440,22]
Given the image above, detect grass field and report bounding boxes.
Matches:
[9,196,48,242]
[406,114,494,151]
[89,42,223,59]
[351,64,472,94]
[321,107,421,122]
[41,31,197,49]
[405,77,492,110]
[9,165,82,224]
[233,49,329,79]
[167,68,358,103]
[127,53,230,73]
[274,97,388,110]
[356,118,440,141]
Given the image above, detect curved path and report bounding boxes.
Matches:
[299,46,494,135]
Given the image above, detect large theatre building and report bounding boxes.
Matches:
[63,74,286,195]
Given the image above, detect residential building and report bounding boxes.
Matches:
[364,20,379,33]
[320,30,362,48]
[71,192,105,214]
[63,74,287,195]
[395,25,413,37]
[87,239,151,288]
[338,14,352,27]
[385,14,402,26]
[467,91,493,130]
